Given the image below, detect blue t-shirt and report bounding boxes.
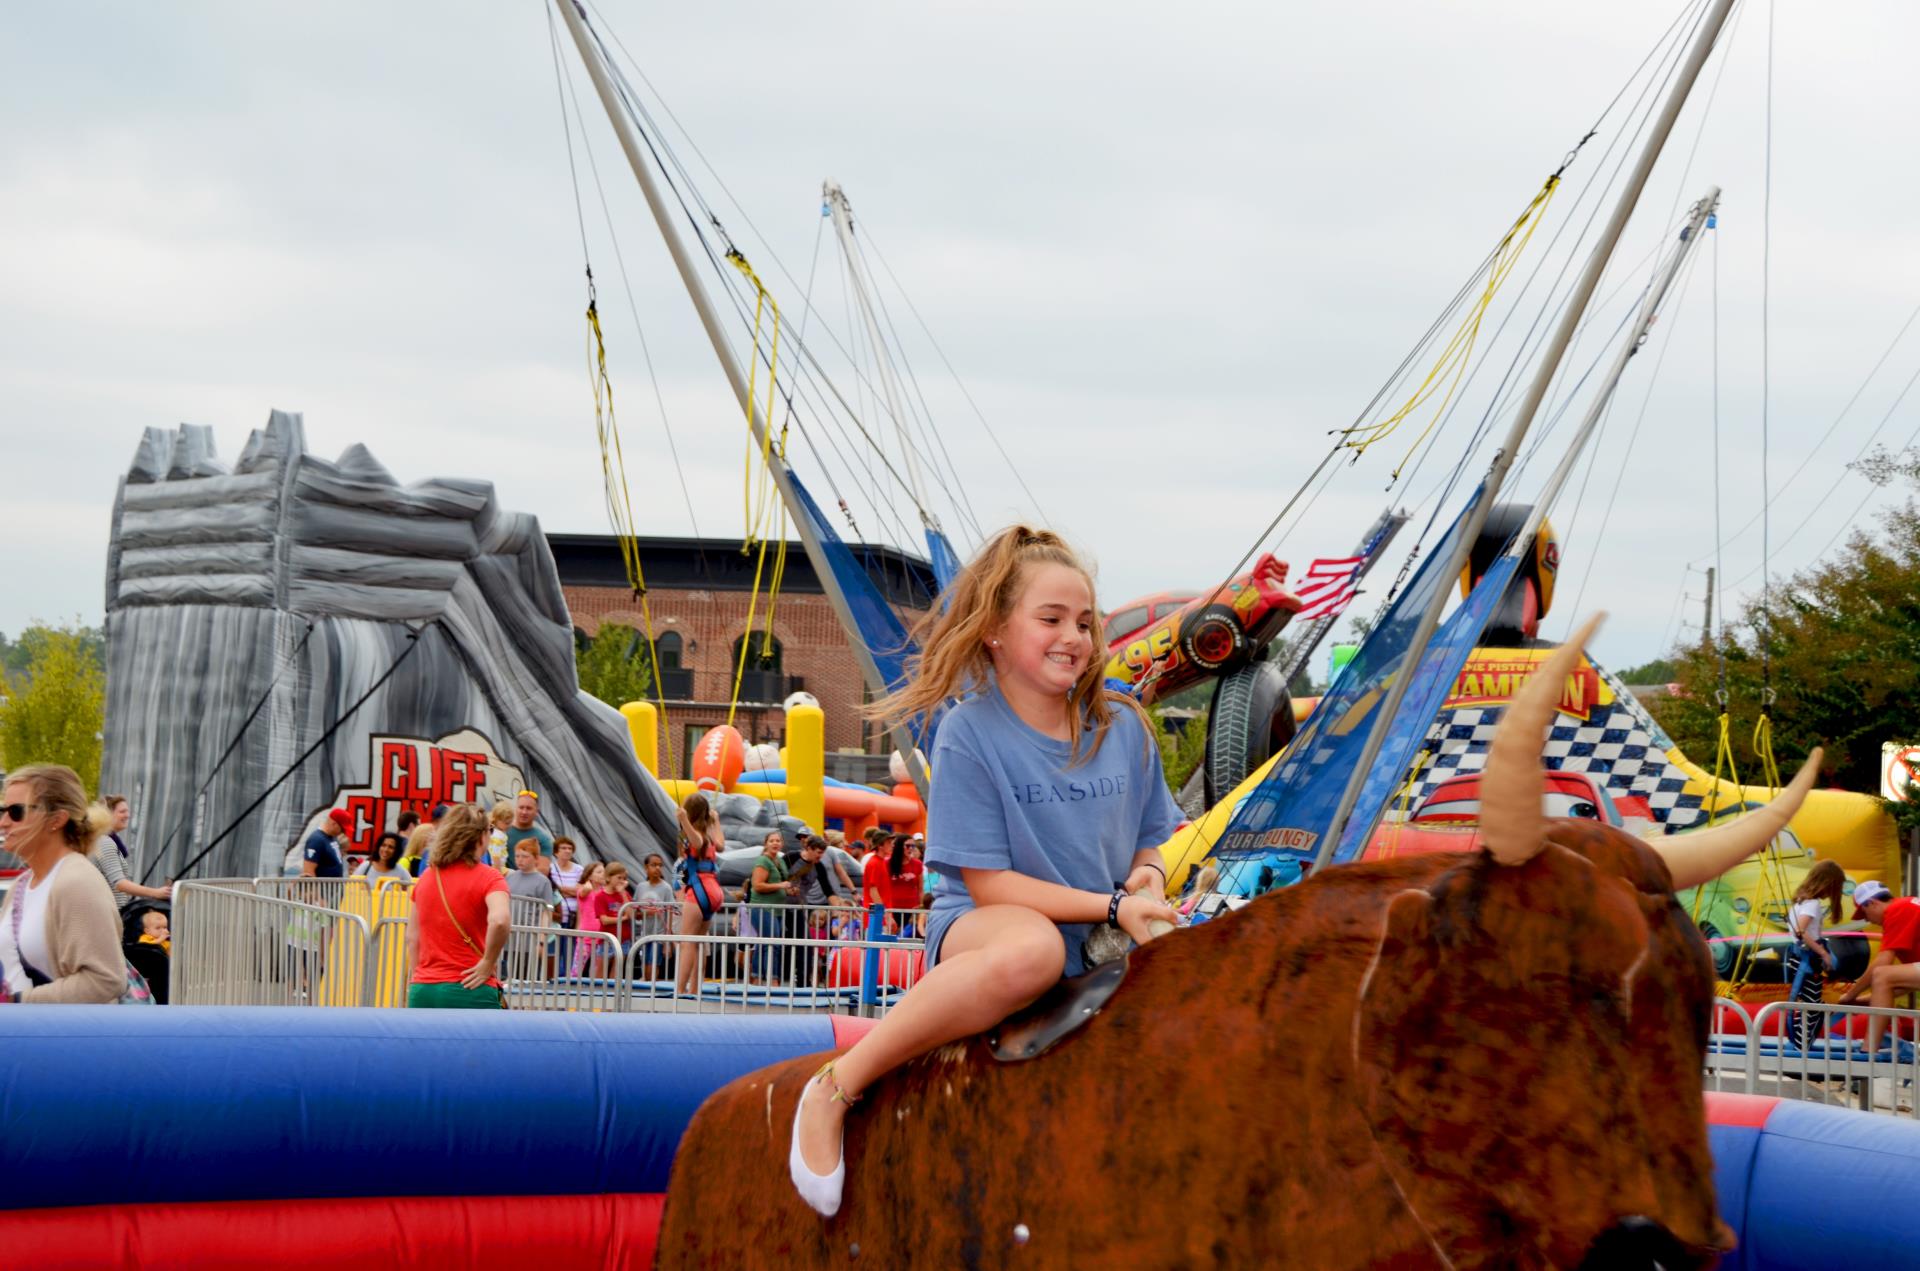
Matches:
[302,829,345,879]
[923,685,1183,975]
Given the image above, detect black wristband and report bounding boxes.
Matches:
[1141,860,1166,881]
[1109,889,1127,926]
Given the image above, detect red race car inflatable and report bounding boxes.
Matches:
[1102,554,1301,706]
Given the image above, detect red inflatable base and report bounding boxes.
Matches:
[0,1192,666,1270]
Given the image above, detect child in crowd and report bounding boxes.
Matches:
[787,525,1181,1216]
[633,854,678,979]
[485,802,513,869]
[570,862,608,978]
[860,832,893,921]
[399,823,434,879]
[1785,859,1846,1048]
[589,862,634,974]
[125,907,172,1005]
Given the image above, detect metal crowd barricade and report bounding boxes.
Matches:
[1700,999,1920,1118]
[1737,1000,1920,1117]
[503,924,624,1012]
[1704,998,1758,1094]
[173,881,372,1006]
[251,876,363,911]
[621,921,926,1018]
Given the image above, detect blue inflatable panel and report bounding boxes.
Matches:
[1742,1100,1920,1270]
[735,770,871,791]
[0,1007,834,1212]
[1707,1123,1762,1271]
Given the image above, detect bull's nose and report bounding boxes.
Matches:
[1578,1217,1721,1271]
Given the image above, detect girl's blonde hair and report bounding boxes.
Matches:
[489,801,514,828]
[870,525,1131,764]
[1794,859,1848,923]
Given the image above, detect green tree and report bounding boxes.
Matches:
[0,624,103,678]
[0,623,107,787]
[574,622,656,709]
[1646,446,1920,791]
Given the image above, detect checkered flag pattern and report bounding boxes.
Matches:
[1392,694,1706,830]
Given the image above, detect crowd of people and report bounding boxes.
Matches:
[272,783,936,1008]
[0,762,937,1012]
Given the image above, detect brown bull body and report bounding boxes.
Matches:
[656,818,1731,1270]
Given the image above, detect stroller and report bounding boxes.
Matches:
[122,899,171,1005]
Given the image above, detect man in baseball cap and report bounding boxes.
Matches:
[1836,880,1920,1053]
[300,809,351,879]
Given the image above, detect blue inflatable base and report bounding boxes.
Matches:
[0,1007,834,1211]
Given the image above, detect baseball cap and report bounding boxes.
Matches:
[1852,880,1893,917]
[430,803,450,820]
[326,808,352,829]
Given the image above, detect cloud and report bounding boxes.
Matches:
[4,0,1920,683]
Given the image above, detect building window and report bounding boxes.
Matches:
[682,724,707,780]
[655,630,683,669]
[731,633,782,672]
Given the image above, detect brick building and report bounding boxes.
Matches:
[549,534,936,779]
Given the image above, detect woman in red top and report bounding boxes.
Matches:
[407,804,511,1008]
[890,835,927,937]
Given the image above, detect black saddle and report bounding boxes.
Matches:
[986,954,1130,1063]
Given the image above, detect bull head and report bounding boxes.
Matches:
[1353,614,1820,1267]
[1480,611,1821,885]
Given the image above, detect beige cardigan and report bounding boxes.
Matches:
[1,850,124,1003]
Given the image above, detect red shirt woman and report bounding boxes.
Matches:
[860,837,893,913]
[890,846,925,913]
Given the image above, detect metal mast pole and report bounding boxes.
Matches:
[1702,565,1715,647]
[553,0,929,793]
[1313,0,1738,869]
[823,180,936,528]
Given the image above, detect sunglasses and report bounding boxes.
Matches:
[0,802,44,823]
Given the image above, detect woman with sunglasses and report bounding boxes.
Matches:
[0,765,124,1003]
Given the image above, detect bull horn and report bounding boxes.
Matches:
[1654,750,1824,891]
[1480,612,1606,866]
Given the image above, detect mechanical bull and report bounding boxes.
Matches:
[657,618,1819,1269]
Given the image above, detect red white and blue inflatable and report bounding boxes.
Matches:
[0,1007,1914,1269]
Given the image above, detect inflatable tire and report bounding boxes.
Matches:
[1204,661,1295,807]
[1180,604,1251,674]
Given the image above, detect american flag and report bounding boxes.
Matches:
[1293,555,1366,622]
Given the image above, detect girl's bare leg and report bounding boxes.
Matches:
[675,901,707,995]
[794,904,1063,1175]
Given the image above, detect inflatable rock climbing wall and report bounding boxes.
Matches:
[100,411,680,881]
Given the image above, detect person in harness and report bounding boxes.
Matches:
[674,792,726,997]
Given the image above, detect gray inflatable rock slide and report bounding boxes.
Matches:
[101,410,681,881]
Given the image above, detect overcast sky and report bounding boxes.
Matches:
[6,1,1918,676]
